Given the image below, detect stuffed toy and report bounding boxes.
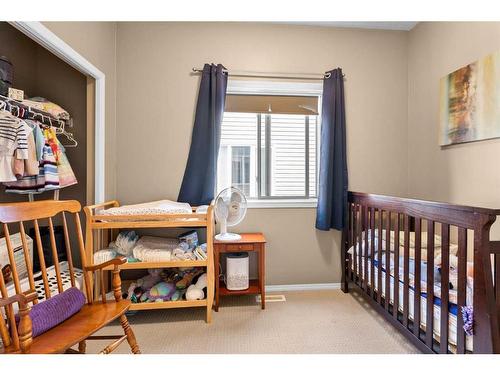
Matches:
[161,268,183,284]
[176,268,203,289]
[171,288,186,301]
[186,273,207,301]
[137,268,162,290]
[124,283,144,303]
[124,282,136,300]
[124,269,162,303]
[140,282,176,302]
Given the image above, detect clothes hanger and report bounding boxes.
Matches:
[1,95,78,147]
[59,129,78,147]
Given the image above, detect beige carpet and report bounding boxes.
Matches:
[84,289,419,354]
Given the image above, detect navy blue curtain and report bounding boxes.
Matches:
[178,63,228,205]
[315,68,348,231]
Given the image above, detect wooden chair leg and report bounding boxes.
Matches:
[99,335,127,354]
[78,340,86,353]
[120,314,140,354]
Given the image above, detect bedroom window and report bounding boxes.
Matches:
[217,81,322,208]
[231,145,251,196]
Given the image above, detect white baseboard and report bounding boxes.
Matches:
[265,283,341,292]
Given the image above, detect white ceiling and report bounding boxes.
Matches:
[280,22,418,31]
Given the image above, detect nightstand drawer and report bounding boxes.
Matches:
[226,243,254,252]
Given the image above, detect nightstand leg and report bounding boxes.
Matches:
[259,244,265,309]
[214,247,220,312]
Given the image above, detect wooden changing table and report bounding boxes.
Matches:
[83,201,215,323]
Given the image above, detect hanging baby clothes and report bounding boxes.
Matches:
[41,126,77,187]
[3,129,60,194]
[1,103,77,195]
[25,119,45,162]
[12,120,39,179]
[43,127,61,162]
[56,141,77,188]
[0,110,28,182]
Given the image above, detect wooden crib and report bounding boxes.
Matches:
[342,192,500,354]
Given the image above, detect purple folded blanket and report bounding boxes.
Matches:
[16,287,86,338]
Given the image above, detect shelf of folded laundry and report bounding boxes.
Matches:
[101,259,208,270]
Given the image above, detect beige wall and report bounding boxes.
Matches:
[407,22,500,237]
[43,22,117,200]
[115,23,409,285]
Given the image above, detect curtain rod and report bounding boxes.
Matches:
[191,68,344,81]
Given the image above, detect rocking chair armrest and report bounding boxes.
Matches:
[85,256,127,272]
[0,289,37,308]
[0,290,36,353]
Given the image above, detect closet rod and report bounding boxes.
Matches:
[0,94,68,127]
[191,68,344,80]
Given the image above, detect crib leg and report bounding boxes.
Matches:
[341,229,349,293]
[341,279,349,293]
[341,270,349,293]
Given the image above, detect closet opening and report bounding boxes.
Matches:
[0,22,96,269]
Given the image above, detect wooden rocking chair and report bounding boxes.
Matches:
[0,200,140,354]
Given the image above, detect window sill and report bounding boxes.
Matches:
[246,199,318,209]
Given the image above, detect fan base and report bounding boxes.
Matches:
[215,233,242,241]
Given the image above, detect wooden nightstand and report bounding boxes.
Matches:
[213,233,266,311]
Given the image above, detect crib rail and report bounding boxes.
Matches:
[342,192,500,354]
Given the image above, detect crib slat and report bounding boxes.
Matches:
[496,254,500,318]
[353,205,358,285]
[440,223,450,353]
[413,218,422,338]
[377,210,383,305]
[363,205,369,292]
[19,222,37,303]
[351,203,356,250]
[370,207,376,299]
[358,205,363,287]
[403,215,410,327]
[3,224,22,294]
[62,213,76,287]
[33,219,51,299]
[426,221,435,349]
[385,212,392,311]
[393,214,400,320]
[48,218,64,293]
[346,203,354,280]
[456,227,467,354]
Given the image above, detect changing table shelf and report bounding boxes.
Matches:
[129,299,207,311]
[101,259,208,271]
[83,200,215,323]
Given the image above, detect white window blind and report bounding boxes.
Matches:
[217,112,318,199]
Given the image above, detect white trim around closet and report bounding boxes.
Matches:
[8,21,106,203]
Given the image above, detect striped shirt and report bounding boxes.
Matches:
[0,111,29,182]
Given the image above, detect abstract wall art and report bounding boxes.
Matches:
[439,50,500,146]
